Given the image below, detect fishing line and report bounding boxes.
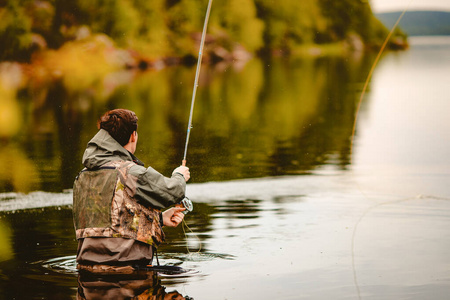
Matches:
[351,196,417,299]
[348,2,415,299]
[182,218,203,254]
[182,0,213,167]
[351,193,450,299]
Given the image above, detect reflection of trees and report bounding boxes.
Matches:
[0,145,39,192]
[266,55,376,174]
[48,81,84,190]
[181,54,376,181]
[1,52,377,193]
[22,79,94,192]
[1,208,76,262]
[0,219,13,262]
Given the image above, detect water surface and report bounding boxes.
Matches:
[0,36,449,299]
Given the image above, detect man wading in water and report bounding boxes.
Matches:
[72,109,190,273]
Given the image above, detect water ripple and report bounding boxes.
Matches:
[33,255,78,275]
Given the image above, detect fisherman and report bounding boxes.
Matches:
[72,108,190,273]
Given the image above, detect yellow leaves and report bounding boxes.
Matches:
[0,62,25,138]
[0,99,21,138]
[0,62,25,93]
[0,145,40,193]
[31,34,125,94]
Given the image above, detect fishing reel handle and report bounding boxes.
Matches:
[179,197,193,215]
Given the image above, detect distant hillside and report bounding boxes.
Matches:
[376,11,450,36]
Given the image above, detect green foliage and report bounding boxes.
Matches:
[318,0,373,42]
[77,0,140,45]
[131,0,171,57]
[255,0,326,51]
[211,0,264,52]
[165,0,204,55]
[0,0,402,62]
[77,0,171,57]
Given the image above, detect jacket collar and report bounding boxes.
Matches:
[82,129,144,169]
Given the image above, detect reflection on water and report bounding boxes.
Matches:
[353,36,450,197]
[77,272,193,300]
[0,37,449,299]
[0,177,449,299]
[34,255,78,275]
[0,52,376,193]
[0,218,13,263]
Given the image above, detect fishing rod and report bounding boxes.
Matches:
[182,0,214,167]
[178,0,213,254]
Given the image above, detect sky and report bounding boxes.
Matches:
[370,0,450,13]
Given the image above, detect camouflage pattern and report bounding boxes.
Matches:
[73,161,165,247]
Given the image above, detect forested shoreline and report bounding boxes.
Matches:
[1,0,407,67]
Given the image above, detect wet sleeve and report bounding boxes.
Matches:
[127,164,186,209]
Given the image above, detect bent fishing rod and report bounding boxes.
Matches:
[182,0,213,167]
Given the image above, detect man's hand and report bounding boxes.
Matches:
[162,207,186,227]
[173,166,190,182]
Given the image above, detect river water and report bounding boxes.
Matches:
[0,36,449,299]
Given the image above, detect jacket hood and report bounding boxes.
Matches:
[82,129,135,169]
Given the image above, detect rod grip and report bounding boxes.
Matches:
[182,159,187,167]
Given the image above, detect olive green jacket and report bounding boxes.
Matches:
[73,129,186,246]
[82,129,186,209]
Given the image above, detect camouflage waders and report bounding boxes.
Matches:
[73,161,165,247]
